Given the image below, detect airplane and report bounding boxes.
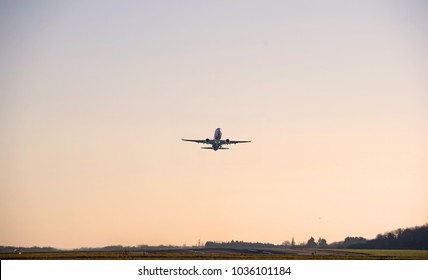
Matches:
[182,128,251,151]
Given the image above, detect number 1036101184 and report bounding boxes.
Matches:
[231,266,291,276]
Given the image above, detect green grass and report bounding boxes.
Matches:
[331,249,428,259]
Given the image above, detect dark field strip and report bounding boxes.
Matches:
[2,249,428,260]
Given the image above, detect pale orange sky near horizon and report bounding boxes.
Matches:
[1,0,427,249]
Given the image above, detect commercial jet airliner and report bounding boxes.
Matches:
[182,128,251,151]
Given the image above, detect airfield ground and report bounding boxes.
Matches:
[2,248,428,260]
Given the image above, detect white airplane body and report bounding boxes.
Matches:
[182,128,251,151]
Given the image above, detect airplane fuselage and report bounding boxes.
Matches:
[212,128,222,150]
[214,127,222,141]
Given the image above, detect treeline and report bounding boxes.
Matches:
[301,224,428,249]
[0,244,179,253]
[205,240,278,249]
[205,238,331,249]
[2,223,427,252]
[0,246,56,252]
[204,237,360,250]
[329,237,367,248]
[204,224,428,250]
[74,244,180,251]
[348,224,428,249]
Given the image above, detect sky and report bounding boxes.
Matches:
[0,0,427,249]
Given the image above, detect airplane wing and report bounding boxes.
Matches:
[220,140,251,145]
[182,139,212,144]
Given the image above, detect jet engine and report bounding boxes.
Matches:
[225,139,230,143]
[205,138,210,144]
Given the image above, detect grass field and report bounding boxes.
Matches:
[331,249,428,259]
[2,248,428,260]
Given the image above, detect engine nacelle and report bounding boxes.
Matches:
[205,138,210,144]
[225,139,230,143]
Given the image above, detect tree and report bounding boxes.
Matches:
[282,240,291,247]
[306,237,317,248]
[349,224,428,249]
[343,237,367,247]
[318,238,327,247]
[291,237,295,247]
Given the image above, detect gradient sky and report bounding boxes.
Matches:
[1,0,427,249]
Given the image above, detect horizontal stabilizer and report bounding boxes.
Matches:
[200,147,213,149]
